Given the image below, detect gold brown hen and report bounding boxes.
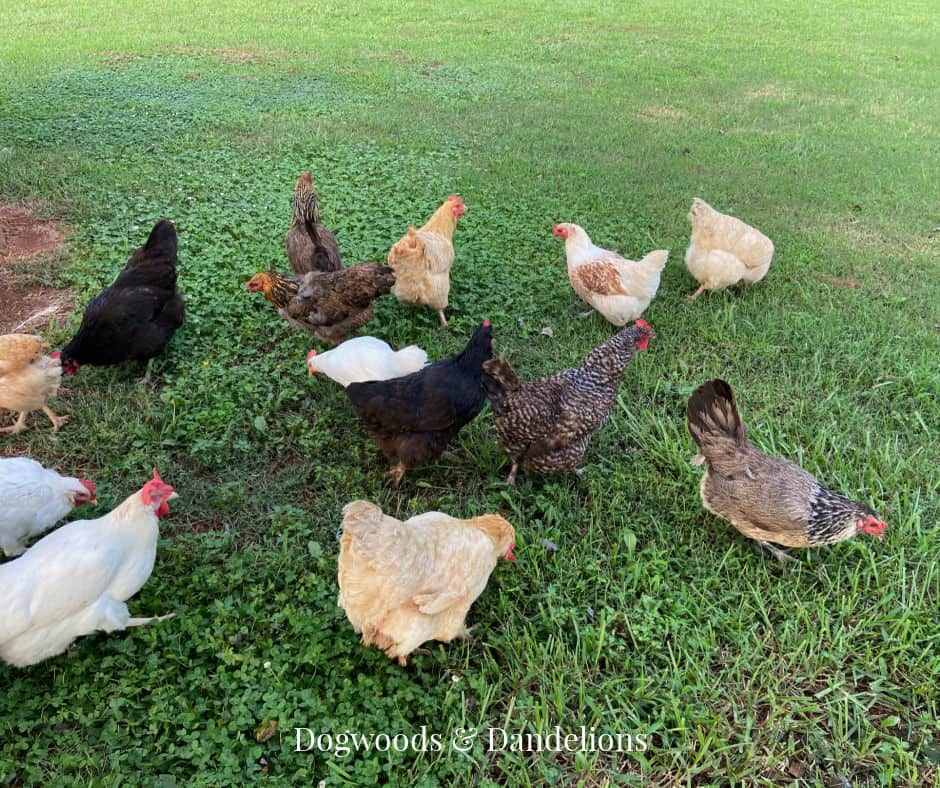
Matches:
[246,265,394,346]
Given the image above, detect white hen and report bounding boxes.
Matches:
[0,469,176,667]
[306,336,428,387]
[0,457,96,557]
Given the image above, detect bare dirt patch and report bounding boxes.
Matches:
[810,272,862,289]
[636,105,689,123]
[0,206,72,335]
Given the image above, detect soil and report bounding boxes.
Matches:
[0,205,72,335]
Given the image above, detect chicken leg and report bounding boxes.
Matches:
[686,285,707,302]
[753,540,798,564]
[505,461,519,486]
[437,309,448,330]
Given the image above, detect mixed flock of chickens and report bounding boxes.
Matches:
[0,173,887,668]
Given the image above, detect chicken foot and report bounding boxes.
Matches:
[686,285,707,302]
[0,411,29,434]
[752,540,798,564]
[126,613,176,628]
[384,464,406,487]
[42,406,68,432]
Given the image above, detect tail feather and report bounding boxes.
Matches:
[686,379,749,463]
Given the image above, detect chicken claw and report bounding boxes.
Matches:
[42,407,68,432]
[753,540,798,564]
[384,464,406,487]
[0,412,28,434]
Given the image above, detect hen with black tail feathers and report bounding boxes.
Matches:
[686,379,887,562]
[60,220,185,381]
[345,321,493,486]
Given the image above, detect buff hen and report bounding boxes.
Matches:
[387,196,465,328]
[337,500,515,666]
[0,334,67,434]
[684,199,774,300]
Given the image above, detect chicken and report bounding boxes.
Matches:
[687,379,887,562]
[483,320,652,485]
[684,198,774,301]
[387,195,465,329]
[306,336,428,387]
[345,320,493,485]
[0,344,67,434]
[60,219,185,383]
[338,500,515,666]
[246,265,395,346]
[0,458,96,557]
[285,170,343,276]
[553,223,668,325]
[0,469,176,667]
[0,334,49,376]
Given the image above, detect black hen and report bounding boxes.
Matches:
[345,321,494,485]
[61,220,185,381]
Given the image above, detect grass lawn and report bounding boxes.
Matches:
[1,0,938,783]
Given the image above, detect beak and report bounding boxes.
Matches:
[167,492,179,501]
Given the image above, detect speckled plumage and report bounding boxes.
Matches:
[482,321,651,483]
[285,171,343,276]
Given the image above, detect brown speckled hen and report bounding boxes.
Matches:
[686,379,887,562]
[482,319,652,485]
[285,171,343,276]
[246,266,394,346]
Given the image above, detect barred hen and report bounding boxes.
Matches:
[60,219,185,382]
[482,320,652,485]
[285,171,343,276]
[246,265,395,346]
[686,379,887,562]
[345,321,493,485]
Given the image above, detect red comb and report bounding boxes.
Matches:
[483,319,491,327]
[50,351,61,359]
[79,478,96,496]
[306,349,317,360]
[635,319,652,331]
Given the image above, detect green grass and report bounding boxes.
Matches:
[1,0,938,784]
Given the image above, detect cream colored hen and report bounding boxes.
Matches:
[684,198,774,300]
[553,223,668,325]
[387,196,465,328]
[337,500,515,666]
[0,334,67,434]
